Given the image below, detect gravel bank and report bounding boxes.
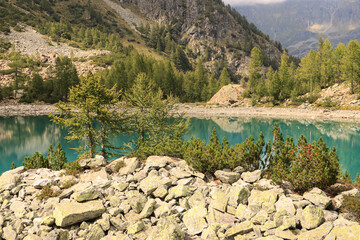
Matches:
[1,104,360,122]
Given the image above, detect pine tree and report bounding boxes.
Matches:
[342,40,360,94]
[248,47,263,94]
[219,67,231,86]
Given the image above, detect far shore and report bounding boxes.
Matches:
[1,103,360,123]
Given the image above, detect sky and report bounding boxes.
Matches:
[223,0,287,6]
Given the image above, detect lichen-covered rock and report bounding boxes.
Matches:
[227,185,251,207]
[139,175,172,196]
[165,185,194,201]
[210,189,229,212]
[188,189,207,209]
[148,217,185,240]
[127,221,145,235]
[72,187,101,202]
[301,205,325,230]
[298,222,333,240]
[118,157,139,176]
[183,206,208,235]
[248,189,278,212]
[214,170,241,184]
[333,188,360,209]
[145,156,171,170]
[2,225,16,240]
[139,199,156,219]
[303,188,331,209]
[325,224,360,239]
[201,223,221,240]
[126,191,147,213]
[87,224,105,240]
[78,155,106,169]
[241,170,262,183]
[53,200,105,227]
[275,195,296,216]
[224,220,253,238]
[274,228,297,240]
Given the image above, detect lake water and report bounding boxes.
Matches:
[1,116,360,179]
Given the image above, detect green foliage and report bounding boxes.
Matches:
[268,124,340,193]
[10,162,15,170]
[183,128,265,174]
[51,72,124,158]
[114,161,126,172]
[320,96,337,108]
[125,73,189,160]
[23,151,49,170]
[341,195,360,223]
[37,184,62,201]
[339,170,352,184]
[0,39,11,53]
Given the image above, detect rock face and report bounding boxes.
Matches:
[0,158,359,239]
[208,85,248,106]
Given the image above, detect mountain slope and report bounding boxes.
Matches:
[236,0,360,57]
[1,0,283,76]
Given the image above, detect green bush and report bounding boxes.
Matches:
[23,143,68,170]
[269,124,340,193]
[183,128,265,174]
[321,96,337,108]
[341,195,360,222]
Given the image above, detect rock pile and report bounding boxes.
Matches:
[0,156,360,239]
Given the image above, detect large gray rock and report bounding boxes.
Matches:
[2,225,16,240]
[224,220,253,238]
[145,156,171,170]
[105,158,126,174]
[0,167,23,190]
[53,200,105,227]
[148,217,185,240]
[78,155,106,169]
[214,170,241,184]
[301,205,325,230]
[303,188,331,209]
[118,158,139,176]
[183,206,208,235]
[72,187,101,202]
[333,188,360,209]
[248,189,278,213]
[241,170,262,183]
[139,175,172,196]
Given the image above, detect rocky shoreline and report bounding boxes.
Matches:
[1,104,360,122]
[0,155,359,239]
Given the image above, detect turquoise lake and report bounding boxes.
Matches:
[1,116,360,179]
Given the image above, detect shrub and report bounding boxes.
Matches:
[23,151,50,170]
[37,185,62,200]
[64,161,82,176]
[341,195,360,222]
[321,96,337,108]
[183,128,265,174]
[269,124,340,193]
[114,161,126,172]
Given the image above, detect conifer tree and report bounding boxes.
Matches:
[219,67,231,86]
[342,40,360,94]
[248,47,263,94]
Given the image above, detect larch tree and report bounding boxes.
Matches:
[248,47,263,94]
[342,40,360,94]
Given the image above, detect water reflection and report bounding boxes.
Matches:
[1,116,360,180]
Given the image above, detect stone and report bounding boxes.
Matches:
[23,235,42,240]
[2,226,16,240]
[188,189,207,209]
[152,186,168,199]
[145,156,171,169]
[148,217,185,240]
[280,217,297,230]
[274,229,297,240]
[113,182,128,192]
[303,188,331,209]
[78,155,106,169]
[214,170,241,184]
[88,224,105,240]
[53,200,105,227]
[235,204,256,221]
[324,210,338,222]
[41,216,55,226]
[80,169,110,184]
[325,225,360,239]
[241,170,262,183]
[73,187,101,202]
[97,213,110,231]
[252,210,269,225]
[0,167,23,190]
[183,206,208,235]
[298,221,333,240]
[127,221,145,235]
[10,201,28,218]
[59,175,78,188]
[224,221,253,238]
[165,185,194,201]
[169,167,192,179]
[201,223,221,240]
[210,189,229,212]
[248,189,278,213]
[139,199,156,219]
[301,205,325,230]
[126,191,147,213]
[105,157,126,174]
[110,217,127,231]
[207,207,236,225]
[275,195,296,216]
[228,185,251,207]
[33,179,53,189]
[139,175,171,196]
[118,158,139,176]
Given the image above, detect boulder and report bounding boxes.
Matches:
[139,175,172,196]
[241,170,262,183]
[214,170,241,184]
[148,217,185,240]
[126,191,147,213]
[210,189,229,212]
[248,189,278,212]
[105,158,126,174]
[0,167,23,190]
[301,205,325,230]
[224,220,253,238]
[333,188,360,209]
[139,199,156,219]
[303,188,331,209]
[298,222,333,240]
[145,156,171,170]
[275,195,296,216]
[2,225,16,240]
[53,200,105,227]
[118,158,139,176]
[227,185,251,207]
[325,225,360,239]
[127,221,145,235]
[88,224,105,240]
[78,155,106,169]
[183,206,208,235]
[72,187,101,202]
[165,185,194,201]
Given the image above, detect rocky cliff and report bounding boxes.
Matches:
[0,155,360,239]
